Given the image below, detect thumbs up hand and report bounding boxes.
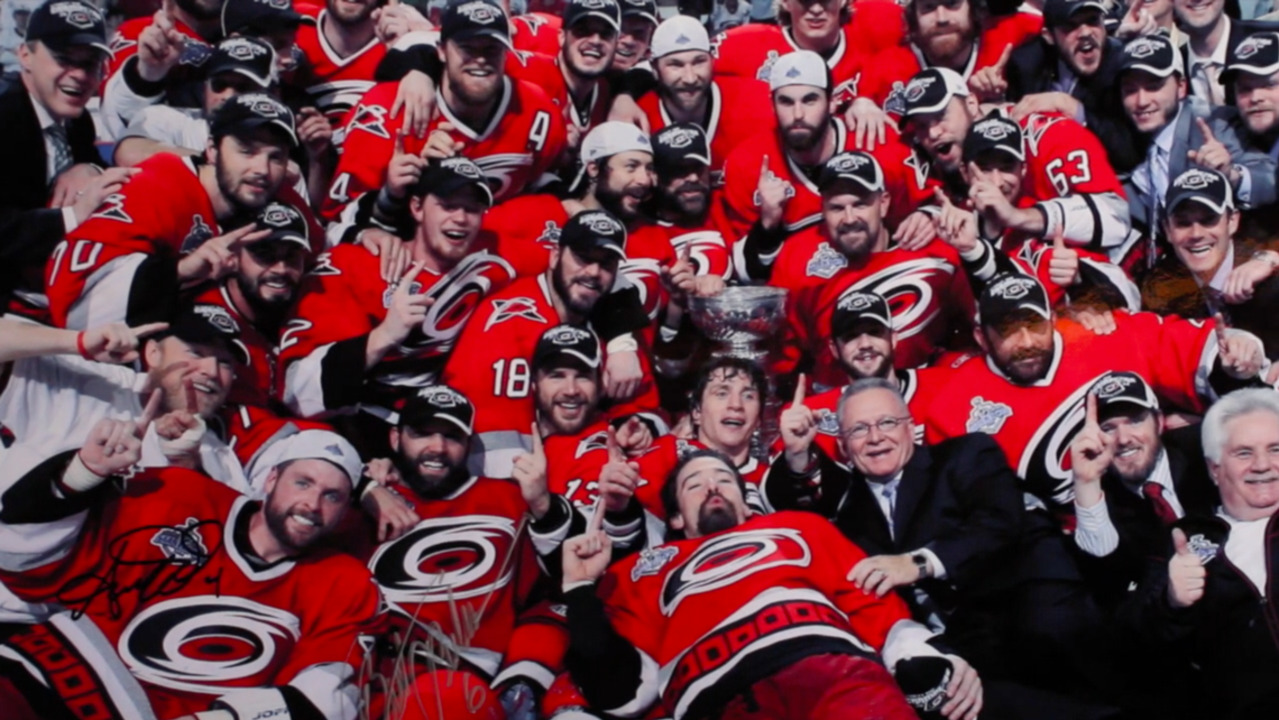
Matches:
[1167,528,1207,608]
[1046,225,1080,288]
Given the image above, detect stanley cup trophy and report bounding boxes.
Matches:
[687,287,789,459]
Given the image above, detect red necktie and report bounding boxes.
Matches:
[1142,482,1179,527]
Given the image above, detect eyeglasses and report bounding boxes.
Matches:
[840,416,912,440]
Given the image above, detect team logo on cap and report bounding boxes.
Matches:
[581,211,623,235]
[576,0,610,8]
[675,33,691,45]
[457,0,501,23]
[442,156,484,179]
[904,75,936,103]
[1093,374,1139,399]
[1126,37,1162,59]
[193,304,241,334]
[247,95,285,117]
[828,153,871,174]
[973,117,1017,141]
[50,1,101,28]
[261,203,300,227]
[837,291,879,312]
[1174,168,1218,191]
[659,126,699,149]
[222,37,268,60]
[418,385,468,408]
[256,0,292,8]
[1235,34,1273,59]
[545,325,595,346]
[989,275,1037,300]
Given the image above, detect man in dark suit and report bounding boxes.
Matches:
[1216,31,1279,159]
[1175,0,1279,106]
[1,0,135,308]
[1070,371,1220,609]
[999,0,1143,172]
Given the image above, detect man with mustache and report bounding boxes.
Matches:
[980,0,1143,173]
[923,271,1266,512]
[443,209,660,479]
[1218,32,1279,158]
[767,151,976,386]
[901,66,1133,264]
[724,51,941,278]
[560,449,985,720]
[45,93,321,331]
[1174,0,1279,107]
[292,0,387,133]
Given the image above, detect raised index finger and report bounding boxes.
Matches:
[129,321,170,339]
[588,494,607,533]
[397,261,425,293]
[136,388,163,437]
[1084,390,1098,428]
[1196,117,1217,143]
[760,154,770,177]
[995,43,1012,70]
[529,422,544,458]
[793,373,807,407]
[1213,312,1231,351]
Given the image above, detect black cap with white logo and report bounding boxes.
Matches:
[901,67,969,117]
[652,123,711,175]
[204,36,277,88]
[26,0,110,56]
[563,0,622,32]
[1042,0,1106,27]
[963,113,1025,163]
[440,0,514,49]
[1222,32,1279,85]
[818,151,885,195]
[399,385,476,435]
[1089,371,1160,416]
[1165,167,1234,215]
[830,291,892,339]
[209,92,298,147]
[222,0,308,36]
[414,157,495,207]
[560,210,628,260]
[619,0,659,25]
[168,304,251,364]
[978,273,1052,327]
[254,202,310,249]
[532,324,603,372]
[1118,35,1179,78]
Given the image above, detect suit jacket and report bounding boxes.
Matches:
[1180,17,1279,99]
[1075,425,1220,609]
[0,77,99,304]
[1006,36,1144,173]
[1123,97,1278,238]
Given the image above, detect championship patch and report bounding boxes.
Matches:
[1187,533,1219,564]
[631,546,679,581]
[179,215,215,253]
[806,242,848,279]
[755,50,781,81]
[150,518,211,564]
[966,396,1013,434]
[815,408,840,436]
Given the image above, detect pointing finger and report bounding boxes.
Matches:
[933,187,953,207]
[793,373,807,407]
[184,376,200,414]
[397,261,425,293]
[393,129,406,156]
[606,425,624,461]
[1085,390,1098,428]
[529,422,544,459]
[1195,117,1217,143]
[136,388,163,438]
[1213,312,1232,356]
[588,494,607,534]
[760,154,770,177]
[995,43,1012,70]
[129,321,170,339]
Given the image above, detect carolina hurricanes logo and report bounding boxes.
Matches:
[620,257,665,321]
[661,527,812,615]
[485,296,546,330]
[576,430,609,458]
[515,13,549,32]
[670,230,727,276]
[369,516,518,604]
[1021,113,1063,156]
[118,596,300,694]
[903,149,931,191]
[472,153,535,202]
[847,258,956,340]
[347,103,391,139]
[832,75,860,112]
[1017,374,1110,505]
[90,193,132,223]
[310,80,376,121]
[109,32,137,55]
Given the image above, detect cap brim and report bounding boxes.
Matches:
[44,33,113,57]
[1120,62,1178,78]
[1167,194,1232,215]
[448,27,515,50]
[970,144,1025,163]
[259,231,310,249]
[1221,62,1279,84]
[656,152,711,169]
[573,11,621,31]
[246,117,299,147]
[567,238,627,261]
[432,176,495,207]
[1097,396,1159,413]
[821,173,884,195]
[833,314,893,336]
[622,9,660,24]
[400,411,474,436]
[207,65,273,87]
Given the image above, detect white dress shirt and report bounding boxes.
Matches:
[1218,509,1269,594]
[1074,450,1183,558]
[1187,18,1231,106]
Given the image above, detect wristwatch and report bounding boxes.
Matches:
[910,553,930,580]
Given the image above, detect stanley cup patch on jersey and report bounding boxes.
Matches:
[149,518,213,564]
[966,396,1013,434]
[807,243,848,279]
[631,546,679,581]
[1187,533,1220,564]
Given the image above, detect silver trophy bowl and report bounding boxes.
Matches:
[687,286,788,364]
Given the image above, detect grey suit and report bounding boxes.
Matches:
[1124,97,1277,238]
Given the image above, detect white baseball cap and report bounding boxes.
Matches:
[769,51,828,92]
[581,121,654,164]
[270,430,364,488]
[650,15,710,59]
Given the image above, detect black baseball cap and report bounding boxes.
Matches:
[560,210,628,260]
[1165,167,1234,215]
[209,92,298,147]
[652,123,711,176]
[900,67,969,118]
[167,304,251,364]
[1043,0,1106,27]
[978,273,1052,327]
[532,324,603,372]
[254,202,310,249]
[1089,371,1160,417]
[817,151,885,195]
[963,113,1025,163]
[1118,35,1179,78]
[619,0,659,25]
[221,0,309,36]
[204,36,277,88]
[1221,32,1279,86]
[440,0,514,49]
[26,0,110,56]
[413,157,494,207]
[399,385,475,435]
[563,0,622,33]
[830,291,892,339]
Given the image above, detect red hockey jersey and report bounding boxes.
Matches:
[278,240,543,417]
[0,468,378,720]
[192,283,277,408]
[923,312,1220,506]
[104,13,208,95]
[636,77,776,181]
[322,77,567,220]
[292,3,387,136]
[508,52,610,140]
[597,510,917,720]
[1015,111,1125,201]
[770,231,976,383]
[865,32,1030,112]
[511,12,563,56]
[46,154,322,329]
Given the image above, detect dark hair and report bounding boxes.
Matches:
[775,0,852,28]
[689,357,767,413]
[905,0,987,37]
[658,447,748,530]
